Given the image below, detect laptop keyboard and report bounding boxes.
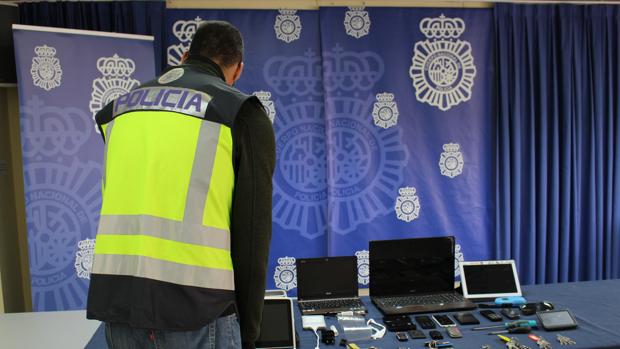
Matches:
[299,298,365,311]
[378,292,465,307]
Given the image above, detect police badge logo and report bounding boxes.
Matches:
[439,143,464,178]
[30,45,62,91]
[89,54,140,133]
[344,7,371,39]
[253,91,276,123]
[158,67,184,85]
[372,92,399,129]
[274,9,302,43]
[409,14,476,111]
[75,238,95,280]
[355,250,370,285]
[395,187,421,222]
[274,256,297,292]
[168,17,203,66]
[454,243,465,277]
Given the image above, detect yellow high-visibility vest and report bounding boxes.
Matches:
[91,85,236,291]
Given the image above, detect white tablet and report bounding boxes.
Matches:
[459,260,522,299]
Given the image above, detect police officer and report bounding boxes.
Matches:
[87,21,275,349]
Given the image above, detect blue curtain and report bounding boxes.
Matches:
[495,4,620,285]
[18,1,166,72]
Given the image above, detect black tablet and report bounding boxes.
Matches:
[255,298,296,349]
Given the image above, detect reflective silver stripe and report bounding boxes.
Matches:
[102,120,115,189]
[92,254,234,290]
[97,214,230,251]
[113,87,211,118]
[184,121,221,224]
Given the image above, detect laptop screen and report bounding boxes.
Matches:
[297,256,358,300]
[369,236,455,297]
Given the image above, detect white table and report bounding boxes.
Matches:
[0,310,101,349]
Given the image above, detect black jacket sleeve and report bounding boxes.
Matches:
[230,99,276,349]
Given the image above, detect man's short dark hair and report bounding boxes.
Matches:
[189,20,243,68]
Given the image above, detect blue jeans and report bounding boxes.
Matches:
[104,314,242,349]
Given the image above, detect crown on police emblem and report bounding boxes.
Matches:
[34,45,57,57]
[399,187,417,196]
[442,143,460,152]
[279,9,297,15]
[355,250,369,259]
[376,92,394,102]
[348,6,365,11]
[420,14,465,39]
[96,54,135,77]
[278,256,296,266]
[253,91,272,100]
[78,238,95,250]
[173,16,203,42]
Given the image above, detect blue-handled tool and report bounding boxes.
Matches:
[472,320,537,331]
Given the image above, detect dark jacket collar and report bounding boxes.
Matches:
[183,55,226,82]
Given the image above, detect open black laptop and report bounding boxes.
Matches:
[296,256,366,315]
[369,236,476,315]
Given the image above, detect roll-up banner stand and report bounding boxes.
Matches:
[12,25,155,311]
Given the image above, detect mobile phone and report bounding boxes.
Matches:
[501,308,521,320]
[480,309,503,322]
[429,330,444,340]
[453,312,480,325]
[396,332,408,341]
[408,329,426,339]
[415,315,437,329]
[446,326,463,338]
[432,315,456,327]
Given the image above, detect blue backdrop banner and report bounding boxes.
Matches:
[164,8,494,294]
[12,25,155,311]
[319,7,495,287]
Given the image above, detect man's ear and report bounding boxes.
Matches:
[233,61,244,83]
[180,51,190,64]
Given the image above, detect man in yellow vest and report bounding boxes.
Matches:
[87,21,275,349]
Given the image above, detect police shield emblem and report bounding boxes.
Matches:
[274,256,297,292]
[167,17,203,66]
[355,250,370,285]
[409,14,476,111]
[439,143,464,178]
[89,54,140,133]
[344,7,371,39]
[395,186,421,222]
[253,91,276,123]
[30,45,62,91]
[75,238,95,280]
[274,10,302,43]
[372,92,399,129]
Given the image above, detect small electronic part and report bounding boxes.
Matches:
[415,315,437,329]
[520,302,554,316]
[432,314,456,327]
[480,309,503,322]
[446,326,463,338]
[383,314,416,331]
[454,312,480,325]
[408,329,427,339]
[339,338,347,347]
[320,329,335,344]
[429,330,444,340]
[396,331,408,341]
[425,340,454,348]
[501,308,521,320]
